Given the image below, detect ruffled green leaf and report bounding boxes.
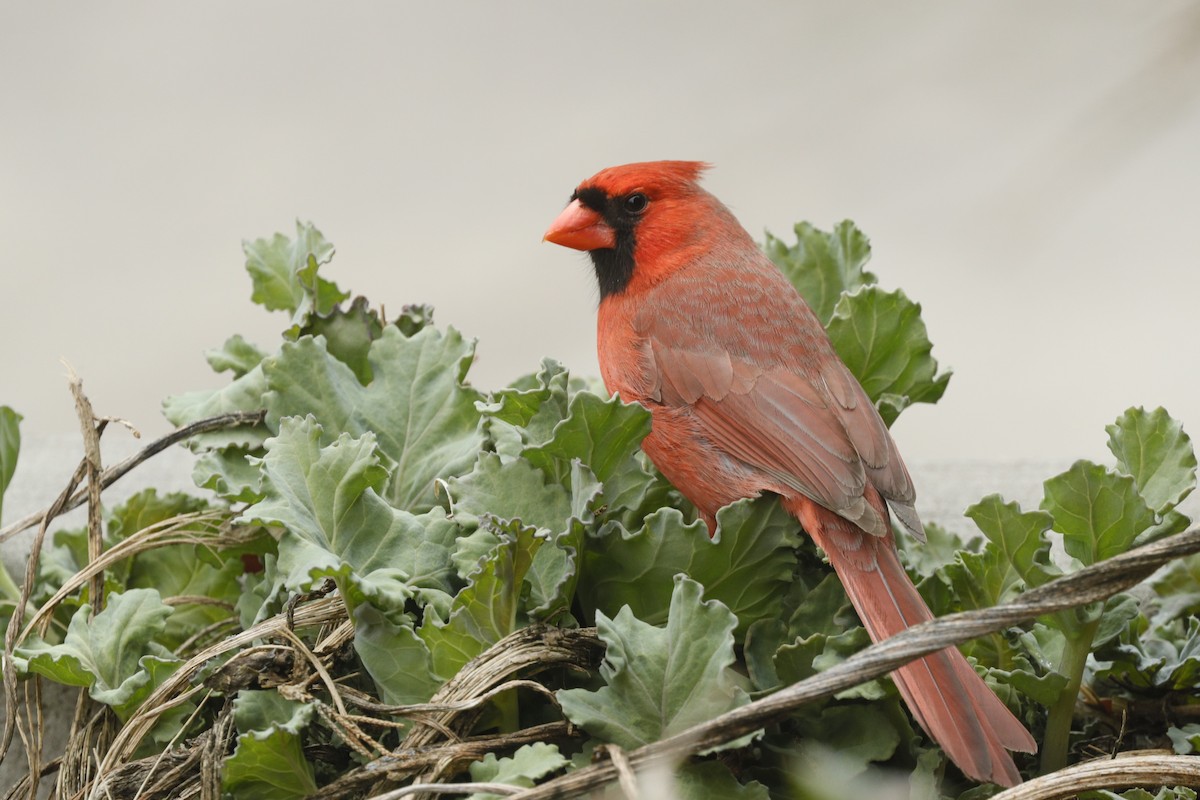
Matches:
[467,743,568,799]
[245,416,459,613]
[17,589,177,713]
[826,286,951,426]
[192,446,264,503]
[223,690,317,799]
[522,390,654,510]
[764,220,876,324]
[1041,461,1157,566]
[244,220,346,338]
[162,364,270,451]
[300,295,384,384]
[419,520,544,681]
[581,497,800,638]
[1107,406,1196,515]
[558,575,749,750]
[205,334,268,378]
[263,326,484,512]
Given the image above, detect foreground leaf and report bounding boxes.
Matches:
[522,390,654,509]
[246,416,459,613]
[558,575,749,750]
[161,364,270,451]
[468,743,568,799]
[18,589,176,711]
[353,604,441,706]
[419,520,544,681]
[965,494,1057,591]
[223,690,317,799]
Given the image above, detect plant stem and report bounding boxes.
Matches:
[1040,617,1100,775]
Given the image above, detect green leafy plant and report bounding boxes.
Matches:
[0,220,1196,799]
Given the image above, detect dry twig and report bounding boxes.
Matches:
[990,751,1200,799]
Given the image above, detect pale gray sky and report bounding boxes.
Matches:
[2,2,1199,463]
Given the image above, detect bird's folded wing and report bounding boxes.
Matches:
[648,335,922,540]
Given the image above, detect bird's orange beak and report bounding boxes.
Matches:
[543,199,615,251]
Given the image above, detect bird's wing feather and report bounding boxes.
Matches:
[642,279,921,539]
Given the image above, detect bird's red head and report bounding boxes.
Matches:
[544,160,751,298]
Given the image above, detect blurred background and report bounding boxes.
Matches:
[2,1,1199,471]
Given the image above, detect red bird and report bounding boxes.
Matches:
[544,161,1036,786]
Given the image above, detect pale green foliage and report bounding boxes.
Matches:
[7,220,1197,799]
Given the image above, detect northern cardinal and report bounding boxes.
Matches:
[544,161,1036,786]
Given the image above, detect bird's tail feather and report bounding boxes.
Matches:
[786,496,1037,787]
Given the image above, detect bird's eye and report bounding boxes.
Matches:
[623,193,648,214]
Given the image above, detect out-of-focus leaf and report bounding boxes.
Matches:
[773,633,830,689]
[744,618,789,691]
[395,302,435,337]
[558,575,750,750]
[825,286,951,427]
[419,520,544,681]
[245,416,459,613]
[205,334,267,378]
[223,689,317,799]
[1106,406,1197,515]
[244,220,346,338]
[467,743,568,799]
[1041,461,1156,566]
[17,589,177,711]
[263,326,484,512]
[1168,724,1200,755]
[581,497,800,638]
[0,405,22,524]
[1148,554,1200,625]
[799,704,902,775]
[897,521,972,579]
[785,572,852,640]
[812,627,890,701]
[764,220,876,324]
[671,762,770,800]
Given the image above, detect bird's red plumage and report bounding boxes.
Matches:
[547,161,1037,786]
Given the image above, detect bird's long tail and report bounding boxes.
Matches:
[784,495,1037,787]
